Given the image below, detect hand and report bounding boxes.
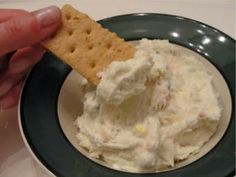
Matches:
[0,6,61,110]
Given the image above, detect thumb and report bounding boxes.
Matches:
[0,6,61,56]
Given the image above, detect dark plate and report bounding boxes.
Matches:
[19,13,235,177]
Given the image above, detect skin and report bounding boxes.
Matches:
[0,8,61,109]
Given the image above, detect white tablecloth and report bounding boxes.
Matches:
[0,0,235,176]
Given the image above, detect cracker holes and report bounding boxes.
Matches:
[117,49,122,52]
[88,44,93,50]
[65,14,71,20]
[89,61,96,69]
[89,62,96,68]
[68,29,73,36]
[86,28,92,35]
[106,43,112,49]
[70,46,76,53]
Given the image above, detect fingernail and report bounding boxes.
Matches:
[33,6,61,28]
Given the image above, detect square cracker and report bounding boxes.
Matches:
[42,4,136,85]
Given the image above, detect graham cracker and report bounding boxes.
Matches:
[42,4,136,85]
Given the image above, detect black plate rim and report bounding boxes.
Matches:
[97,12,235,42]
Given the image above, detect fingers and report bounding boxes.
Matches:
[0,45,44,98]
[0,55,9,75]
[0,81,23,110]
[8,45,45,74]
[0,6,61,56]
[0,9,29,23]
[0,6,61,109]
[0,72,25,98]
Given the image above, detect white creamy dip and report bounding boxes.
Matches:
[75,39,222,172]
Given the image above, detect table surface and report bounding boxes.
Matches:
[0,0,235,177]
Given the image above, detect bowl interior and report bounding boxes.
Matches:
[57,41,232,173]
